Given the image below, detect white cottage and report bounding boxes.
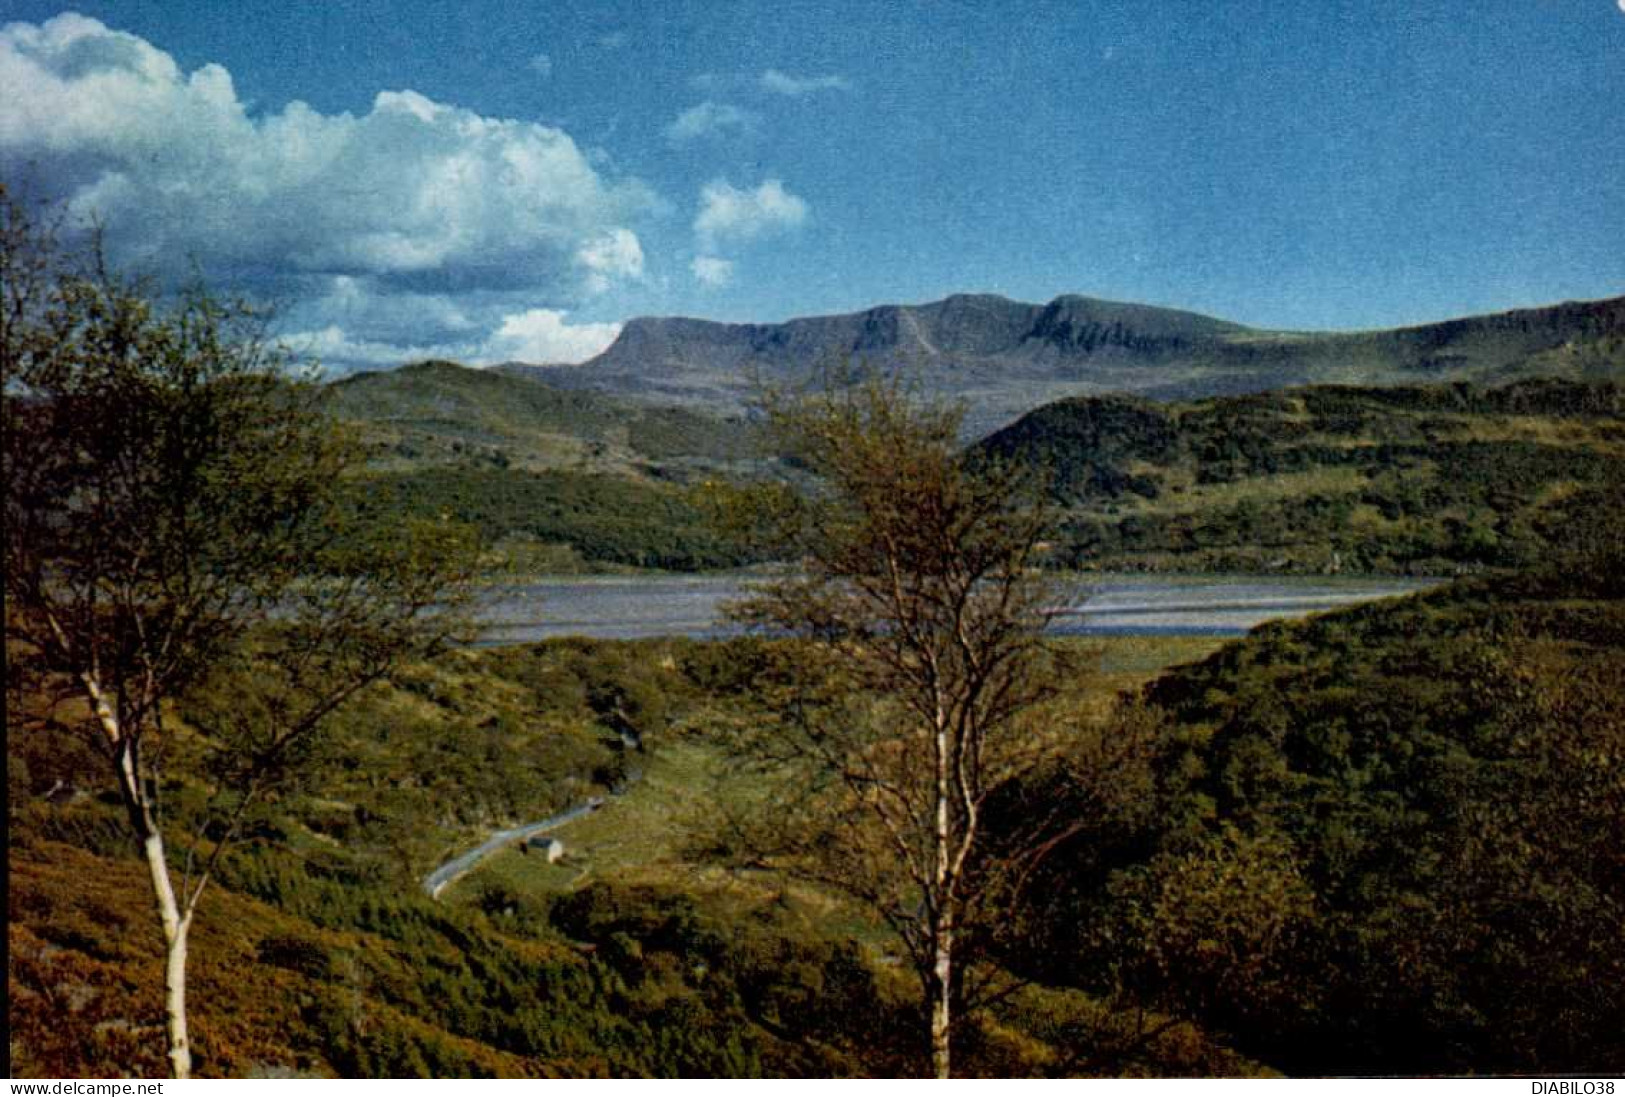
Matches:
[525,835,565,863]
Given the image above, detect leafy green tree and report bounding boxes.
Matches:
[725,378,1070,1077]
[2,190,478,1077]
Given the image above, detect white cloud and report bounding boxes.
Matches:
[690,256,734,288]
[297,275,481,344]
[0,13,654,297]
[480,308,622,364]
[665,100,758,144]
[577,228,645,293]
[280,298,622,369]
[528,52,552,78]
[0,15,666,375]
[283,324,453,369]
[760,69,850,96]
[694,178,808,249]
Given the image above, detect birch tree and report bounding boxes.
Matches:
[728,378,1071,1078]
[2,191,477,1077]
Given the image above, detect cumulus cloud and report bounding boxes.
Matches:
[480,308,622,363]
[760,69,850,96]
[665,100,758,144]
[294,275,482,346]
[690,255,734,288]
[0,13,660,374]
[282,324,455,370]
[528,52,552,78]
[0,14,654,297]
[694,178,808,249]
[577,228,645,293]
[280,292,621,368]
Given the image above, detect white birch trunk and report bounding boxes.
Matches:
[932,699,953,1079]
[141,832,194,1079]
[931,921,953,1079]
[117,728,194,1081]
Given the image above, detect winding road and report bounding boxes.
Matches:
[421,796,604,900]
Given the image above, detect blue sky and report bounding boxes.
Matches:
[3,1,1622,370]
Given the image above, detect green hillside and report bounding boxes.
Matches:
[327,362,1623,578]
[1011,557,1625,1075]
[364,467,759,572]
[977,378,1625,575]
[326,361,771,572]
[1156,295,1625,397]
[327,359,761,476]
[8,635,1261,1078]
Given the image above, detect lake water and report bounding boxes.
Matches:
[475,573,1441,644]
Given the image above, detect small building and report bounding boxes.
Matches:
[525,835,565,863]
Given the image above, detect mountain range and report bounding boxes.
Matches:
[504,292,1625,432]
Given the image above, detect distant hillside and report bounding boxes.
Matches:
[327,359,761,477]
[325,361,770,573]
[512,293,1625,434]
[324,356,1625,578]
[975,378,1625,575]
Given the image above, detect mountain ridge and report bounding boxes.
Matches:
[501,291,1625,433]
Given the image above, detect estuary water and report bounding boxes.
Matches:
[475,573,1441,644]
